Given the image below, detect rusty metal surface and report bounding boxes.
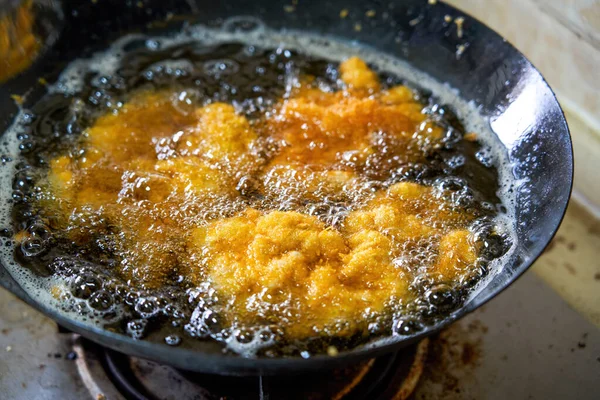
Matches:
[0,271,599,399]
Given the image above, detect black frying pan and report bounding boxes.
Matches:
[0,0,572,376]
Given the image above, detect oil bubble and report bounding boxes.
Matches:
[21,237,47,257]
[393,318,424,336]
[127,319,148,340]
[164,334,181,346]
[88,290,114,311]
[27,222,52,240]
[70,274,102,299]
[203,59,240,76]
[425,284,459,313]
[202,309,221,332]
[135,297,159,318]
[234,328,255,344]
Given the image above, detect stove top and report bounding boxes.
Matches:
[1,271,598,400]
[71,335,429,400]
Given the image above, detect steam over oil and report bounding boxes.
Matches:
[0,21,514,357]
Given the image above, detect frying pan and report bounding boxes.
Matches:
[0,0,573,376]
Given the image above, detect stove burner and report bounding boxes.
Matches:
[72,336,428,400]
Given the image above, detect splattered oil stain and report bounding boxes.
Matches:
[413,320,488,399]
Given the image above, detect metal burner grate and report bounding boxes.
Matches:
[73,336,428,400]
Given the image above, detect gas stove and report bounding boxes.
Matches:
[1,269,598,400]
[70,335,430,399]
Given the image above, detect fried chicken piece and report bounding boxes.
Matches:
[45,92,242,207]
[187,209,411,338]
[379,85,415,104]
[264,93,424,167]
[46,155,74,202]
[432,230,477,282]
[41,91,259,288]
[177,103,258,162]
[339,56,380,91]
[86,91,197,163]
[344,182,469,242]
[260,61,444,197]
[0,1,40,83]
[154,157,234,199]
[344,182,478,287]
[44,154,122,222]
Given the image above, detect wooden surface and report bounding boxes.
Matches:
[446,0,600,214]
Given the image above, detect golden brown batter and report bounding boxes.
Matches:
[0,0,40,83]
[33,57,478,339]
